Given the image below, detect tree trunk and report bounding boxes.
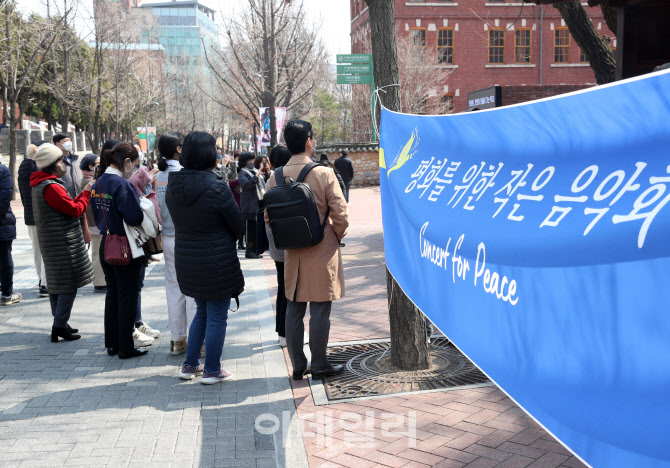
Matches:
[601,4,617,36]
[2,87,8,131]
[387,270,431,369]
[367,0,431,371]
[555,1,616,84]
[8,112,18,200]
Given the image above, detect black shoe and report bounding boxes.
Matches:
[245,252,263,259]
[311,364,344,380]
[94,286,107,293]
[339,242,345,247]
[39,285,49,297]
[51,326,81,342]
[119,348,148,359]
[107,347,119,356]
[67,324,79,334]
[292,367,311,381]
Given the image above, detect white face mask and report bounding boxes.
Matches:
[61,141,73,153]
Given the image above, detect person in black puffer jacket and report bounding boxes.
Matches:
[166,131,244,385]
[18,141,48,296]
[0,158,20,307]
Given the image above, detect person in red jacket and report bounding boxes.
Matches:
[31,143,94,342]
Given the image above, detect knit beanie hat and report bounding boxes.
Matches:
[34,143,63,170]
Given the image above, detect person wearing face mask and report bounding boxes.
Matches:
[30,144,94,341]
[90,142,147,359]
[237,152,263,259]
[155,132,198,356]
[53,134,83,199]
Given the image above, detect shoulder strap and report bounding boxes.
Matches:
[296,162,319,183]
[274,167,286,186]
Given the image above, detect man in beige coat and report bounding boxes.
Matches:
[265,120,349,380]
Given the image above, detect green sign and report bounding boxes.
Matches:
[148,131,156,152]
[337,64,372,74]
[337,74,373,85]
[337,53,372,64]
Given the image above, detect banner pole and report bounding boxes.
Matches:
[370,78,377,142]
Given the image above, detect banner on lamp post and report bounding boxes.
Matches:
[259,107,287,147]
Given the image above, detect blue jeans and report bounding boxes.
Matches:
[184,296,231,374]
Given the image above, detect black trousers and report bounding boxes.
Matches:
[100,240,144,354]
[49,292,77,328]
[245,218,257,254]
[0,240,13,296]
[274,261,287,337]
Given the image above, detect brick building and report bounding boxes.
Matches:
[350,0,614,114]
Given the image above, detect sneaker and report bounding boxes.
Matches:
[133,329,154,347]
[170,339,187,355]
[137,322,160,339]
[39,286,48,297]
[278,336,286,347]
[0,293,22,306]
[179,363,204,380]
[201,369,234,385]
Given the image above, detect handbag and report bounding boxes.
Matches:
[145,226,163,254]
[100,179,132,266]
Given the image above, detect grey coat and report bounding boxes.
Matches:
[61,153,83,199]
[238,168,260,217]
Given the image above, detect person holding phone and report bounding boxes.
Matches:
[31,144,94,341]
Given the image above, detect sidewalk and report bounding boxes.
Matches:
[0,244,307,467]
[263,187,588,468]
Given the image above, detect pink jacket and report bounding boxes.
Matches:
[129,166,162,224]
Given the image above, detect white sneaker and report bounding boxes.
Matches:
[133,329,154,347]
[137,323,160,339]
[278,336,286,347]
[201,368,234,385]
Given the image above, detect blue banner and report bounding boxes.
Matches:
[379,70,670,468]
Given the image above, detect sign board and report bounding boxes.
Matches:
[467,85,502,110]
[336,53,372,64]
[136,126,157,152]
[337,74,373,85]
[337,64,373,74]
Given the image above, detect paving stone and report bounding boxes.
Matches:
[0,229,304,468]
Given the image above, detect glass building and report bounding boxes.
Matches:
[137,0,219,67]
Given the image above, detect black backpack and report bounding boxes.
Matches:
[265,163,330,250]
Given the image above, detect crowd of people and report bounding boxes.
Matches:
[0,119,354,383]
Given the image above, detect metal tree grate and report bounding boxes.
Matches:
[321,338,490,401]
